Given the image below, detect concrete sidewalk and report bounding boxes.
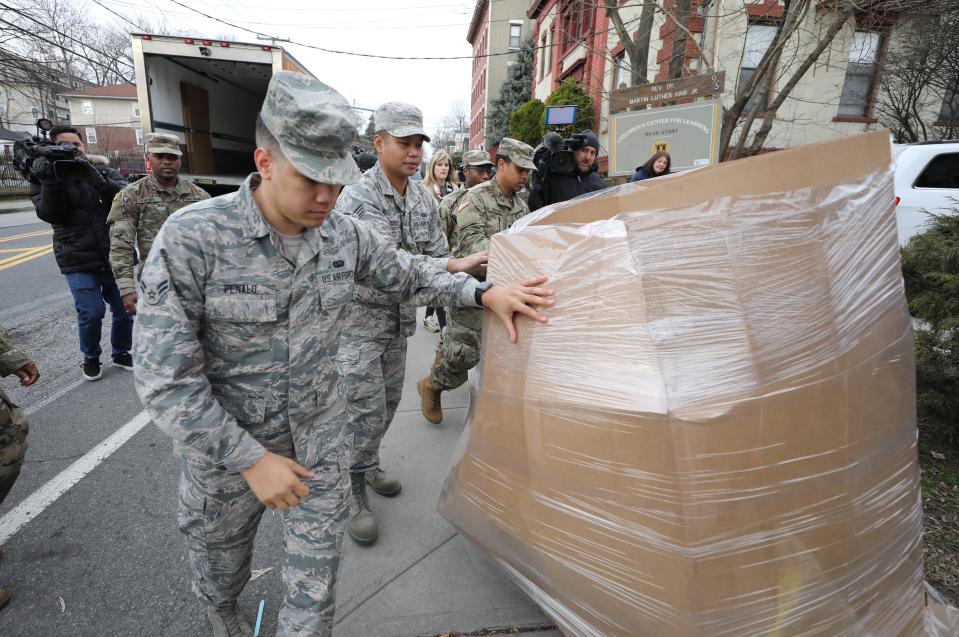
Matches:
[332,309,561,637]
[0,197,31,212]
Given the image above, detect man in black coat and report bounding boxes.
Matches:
[30,125,132,381]
[528,129,606,211]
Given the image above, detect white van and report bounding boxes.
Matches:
[892,141,959,245]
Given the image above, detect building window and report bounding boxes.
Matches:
[509,22,522,50]
[135,129,143,146]
[85,127,97,144]
[938,85,958,123]
[546,29,552,69]
[132,101,140,118]
[613,52,628,89]
[540,33,548,79]
[82,99,93,114]
[31,107,40,118]
[559,0,593,54]
[838,31,882,117]
[738,23,777,113]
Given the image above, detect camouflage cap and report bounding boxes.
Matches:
[497,137,536,170]
[145,133,182,156]
[462,149,493,167]
[260,71,361,186]
[374,102,431,141]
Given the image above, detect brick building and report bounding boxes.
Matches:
[525,0,955,173]
[467,0,532,150]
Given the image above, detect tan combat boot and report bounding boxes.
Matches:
[0,587,10,610]
[417,377,443,424]
[348,472,378,545]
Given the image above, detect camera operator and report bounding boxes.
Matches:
[29,125,131,382]
[528,129,606,211]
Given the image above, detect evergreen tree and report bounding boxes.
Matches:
[901,213,959,451]
[363,115,376,146]
[509,99,546,146]
[486,35,535,146]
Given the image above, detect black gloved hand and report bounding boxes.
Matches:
[80,161,109,190]
[29,158,58,185]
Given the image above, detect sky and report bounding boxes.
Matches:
[87,0,482,144]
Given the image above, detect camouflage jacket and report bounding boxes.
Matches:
[0,326,30,379]
[0,325,30,407]
[452,178,530,257]
[335,162,451,338]
[439,187,469,242]
[132,174,480,471]
[107,174,210,296]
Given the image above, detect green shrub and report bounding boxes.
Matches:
[901,212,959,450]
[509,99,546,147]
[543,79,596,137]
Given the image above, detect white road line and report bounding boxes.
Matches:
[0,410,152,544]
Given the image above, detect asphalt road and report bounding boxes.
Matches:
[0,210,558,637]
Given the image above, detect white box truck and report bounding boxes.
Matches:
[131,33,313,193]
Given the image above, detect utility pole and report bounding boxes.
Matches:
[256,35,291,47]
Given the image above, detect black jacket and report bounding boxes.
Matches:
[528,166,607,211]
[30,162,127,274]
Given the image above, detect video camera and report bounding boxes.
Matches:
[13,118,86,181]
[534,131,591,176]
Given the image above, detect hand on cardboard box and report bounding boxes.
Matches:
[481,276,554,343]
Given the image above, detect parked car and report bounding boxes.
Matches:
[892,141,959,245]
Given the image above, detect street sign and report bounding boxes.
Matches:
[608,100,721,175]
[609,71,725,113]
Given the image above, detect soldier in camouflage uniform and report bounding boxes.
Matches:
[133,72,553,637]
[334,103,490,546]
[0,324,40,611]
[418,139,536,425]
[107,133,210,315]
[439,149,494,241]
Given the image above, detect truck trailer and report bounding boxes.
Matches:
[131,33,313,194]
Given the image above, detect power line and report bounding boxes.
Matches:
[0,17,132,79]
[166,0,638,61]
[0,3,134,71]
[88,0,142,31]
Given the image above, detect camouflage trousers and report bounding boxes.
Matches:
[0,389,29,504]
[335,334,408,473]
[176,438,350,637]
[429,307,483,391]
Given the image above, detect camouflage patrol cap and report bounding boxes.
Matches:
[497,138,536,170]
[144,133,182,157]
[374,102,431,141]
[260,71,361,185]
[462,149,493,167]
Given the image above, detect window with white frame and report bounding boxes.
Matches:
[82,99,93,114]
[85,127,97,144]
[509,22,522,49]
[132,101,140,118]
[135,129,144,145]
[838,31,882,117]
[738,23,777,113]
[614,52,628,89]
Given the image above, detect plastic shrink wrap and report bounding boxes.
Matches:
[438,131,958,637]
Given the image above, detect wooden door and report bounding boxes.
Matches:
[180,82,215,174]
